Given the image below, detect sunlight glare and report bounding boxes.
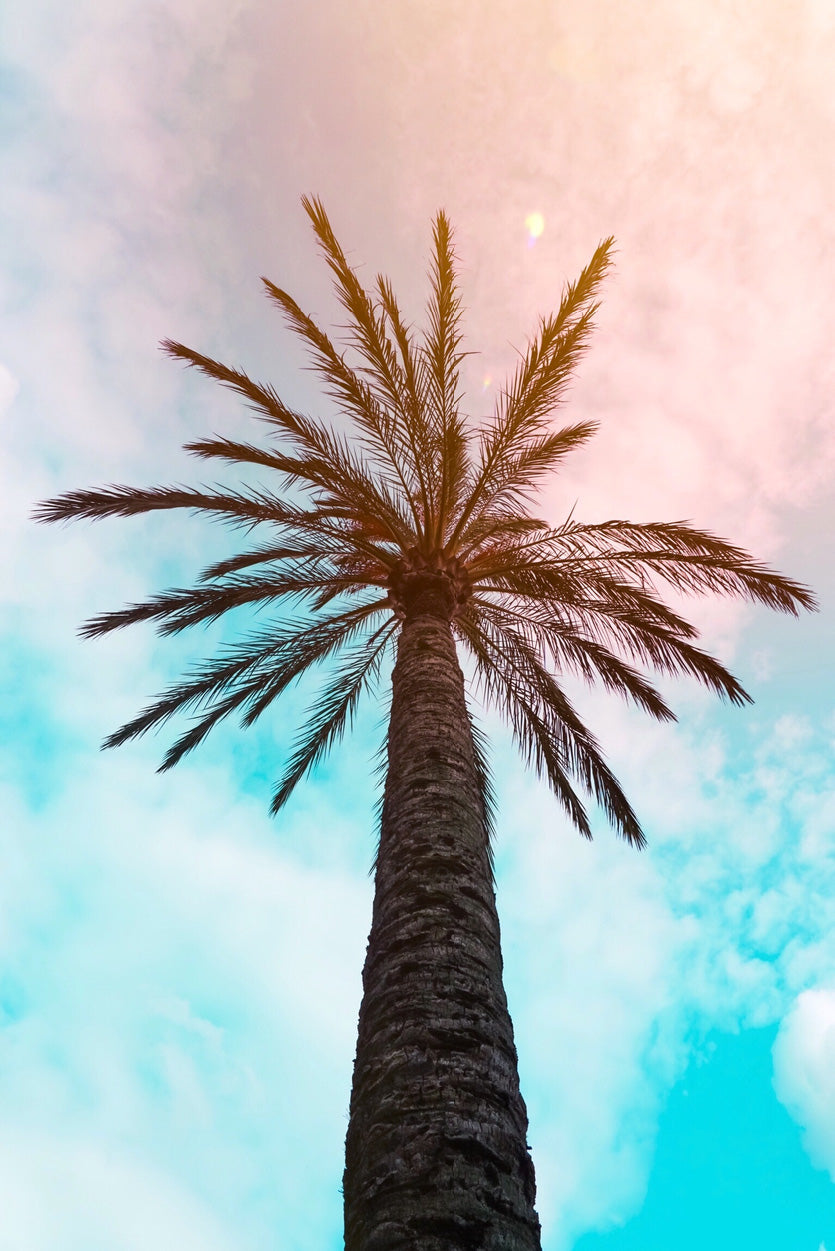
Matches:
[525,211,545,247]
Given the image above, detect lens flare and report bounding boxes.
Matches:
[525,211,545,245]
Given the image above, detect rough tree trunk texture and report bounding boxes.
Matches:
[343,575,542,1251]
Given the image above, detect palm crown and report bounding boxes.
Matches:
[36,198,816,848]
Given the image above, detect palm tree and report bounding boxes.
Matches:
[36,199,815,1250]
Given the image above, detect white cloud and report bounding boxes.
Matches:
[0,757,373,1251]
[0,362,18,410]
[491,700,835,1244]
[0,1130,238,1251]
[773,989,835,1180]
[500,817,686,1243]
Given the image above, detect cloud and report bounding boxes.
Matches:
[0,1131,238,1251]
[491,700,835,1244]
[361,0,835,557]
[0,753,375,1251]
[773,989,835,1180]
[500,820,686,1241]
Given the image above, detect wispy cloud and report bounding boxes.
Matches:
[774,989,835,1181]
[498,704,835,1242]
[0,1130,239,1251]
[0,761,370,1248]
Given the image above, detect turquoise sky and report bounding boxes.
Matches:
[2,2,834,1248]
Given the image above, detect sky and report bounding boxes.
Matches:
[2,1,834,1248]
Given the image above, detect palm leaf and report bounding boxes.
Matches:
[487,519,818,616]
[449,238,613,545]
[301,195,436,520]
[457,612,592,838]
[376,272,437,521]
[161,340,321,452]
[472,562,753,705]
[102,600,387,753]
[466,699,498,859]
[166,343,417,546]
[33,483,298,529]
[270,619,397,813]
[161,610,390,769]
[197,538,346,583]
[469,596,675,722]
[459,423,598,535]
[421,210,470,543]
[261,276,424,534]
[81,565,384,638]
[458,606,645,846]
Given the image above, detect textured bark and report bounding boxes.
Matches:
[343,574,541,1251]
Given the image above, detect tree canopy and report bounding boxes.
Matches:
[35,197,817,849]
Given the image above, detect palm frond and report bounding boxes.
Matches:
[197,538,341,582]
[471,560,753,705]
[153,611,389,772]
[166,343,417,546]
[469,596,675,722]
[375,273,438,519]
[570,598,752,703]
[157,690,245,771]
[101,601,388,754]
[162,340,319,451]
[612,552,815,616]
[458,605,645,846]
[458,422,598,537]
[450,238,613,544]
[456,513,550,562]
[270,619,396,813]
[81,567,381,638]
[301,196,436,525]
[486,519,818,616]
[457,612,592,838]
[466,699,498,859]
[261,276,424,535]
[33,483,297,529]
[196,531,390,582]
[162,613,393,773]
[184,435,318,489]
[421,211,470,544]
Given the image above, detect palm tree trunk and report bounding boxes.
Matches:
[343,576,542,1251]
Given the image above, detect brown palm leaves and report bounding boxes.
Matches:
[35,198,816,846]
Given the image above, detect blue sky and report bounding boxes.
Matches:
[2,1,834,1248]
